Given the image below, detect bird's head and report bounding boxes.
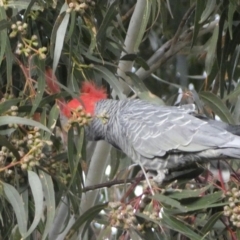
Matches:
[61,82,107,118]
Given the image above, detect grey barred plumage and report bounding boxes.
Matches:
[84,98,240,183]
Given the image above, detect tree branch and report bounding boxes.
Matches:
[136,19,219,80]
[116,0,148,95]
[171,3,196,47]
[82,175,145,192]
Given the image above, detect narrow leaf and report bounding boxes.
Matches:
[39,170,55,240]
[0,135,20,159]
[125,71,148,93]
[201,212,222,234]
[205,25,219,75]
[228,1,237,39]
[152,194,186,212]
[199,0,216,24]
[25,171,44,237]
[3,183,27,236]
[0,116,51,133]
[0,98,21,114]
[52,4,69,73]
[93,65,125,99]
[184,191,223,211]
[0,7,7,65]
[65,203,107,239]
[200,92,235,124]
[191,0,204,47]
[166,185,211,200]
[96,1,119,41]
[30,57,45,115]
[162,213,203,240]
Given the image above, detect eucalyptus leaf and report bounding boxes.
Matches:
[3,183,27,237]
[0,116,51,133]
[162,213,203,240]
[39,170,55,240]
[93,65,125,99]
[200,92,235,124]
[51,4,69,72]
[65,203,107,239]
[25,171,44,237]
[0,7,7,65]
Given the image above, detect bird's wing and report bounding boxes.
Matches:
[119,102,234,159]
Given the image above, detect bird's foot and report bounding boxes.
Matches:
[148,170,167,184]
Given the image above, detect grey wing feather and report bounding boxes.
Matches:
[119,101,235,159]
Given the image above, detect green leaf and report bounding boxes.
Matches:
[162,213,203,240]
[93,65,125,99]
[0,116,51,133]
[205,24,219,75]
[135,56,150,70]
[138,91,165,105]
[39,92,69,107]
[51,3,69,73]
[0,18,10,31]
[25,171,44,237]
[228,0,237,39]
[0,7,7,65]
[23,0,38,21]
[125,71,148,94]
[65,203,107,239]
[96,1,119,41]
[67,126,75,174]
[0,135,20,160]
[5,36,13,89]
[22,189,29,222]
[65,11,76,42]
[30,57,45,116]
[152,193,186,212]
[0,98,21,114]
[199,0,216,24]
[200,91,235,124]
[236,228,240,240]
[166,185,212,200]
[191,0,204,47]
[46,104,59,140]
[3,183,27,237]
[120,54,137,61]
[39,170,55,240]
[10,225,22,240]
[5,0,43,11]
[134,1,151,52]
[201,212,222,234]
[184,191,223,211]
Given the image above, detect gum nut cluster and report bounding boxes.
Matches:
[224,187,240,227]
[42,159,71,185]
[107,201,159,233]
[0,94,19,128]
[0,127,53,183]
[67,0,95,13]
[10,21,28,38]
[15,34,47,59]
[66,106,92,129]
[108,202,137,230]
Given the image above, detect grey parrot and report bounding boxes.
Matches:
[61,82,240,183]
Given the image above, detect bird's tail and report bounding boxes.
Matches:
[226,124,240,136]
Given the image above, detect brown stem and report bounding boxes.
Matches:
[82,175,144,193]
[121,4,136,22]
[171,3,196,48]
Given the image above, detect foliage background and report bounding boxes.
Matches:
[1,0,240,239]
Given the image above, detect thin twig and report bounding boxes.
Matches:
[136,19,219,80]
[171,3,196,48]
[121,4,135,22]
[82,175,145,192]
